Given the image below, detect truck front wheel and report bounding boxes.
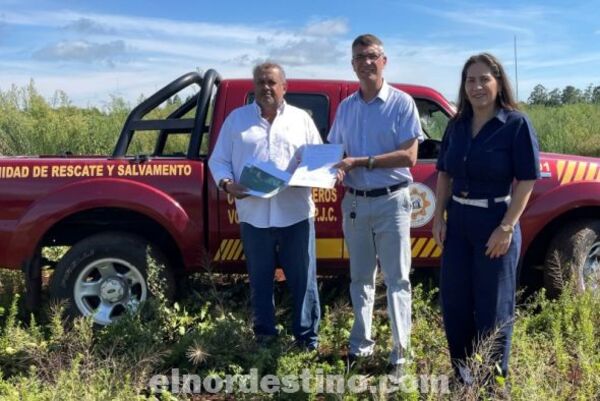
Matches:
[49,232,174,325]
[543,219,600,298]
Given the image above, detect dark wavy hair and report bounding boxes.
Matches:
[455,53,518,120]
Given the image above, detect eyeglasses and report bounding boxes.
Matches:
[352,53,383,62]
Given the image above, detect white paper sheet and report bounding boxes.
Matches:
[288,144,344,189]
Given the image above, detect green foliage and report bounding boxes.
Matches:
[2,261,599,400]
[0,82,186,157]
[2,82,600,159]
[523,103,600,157]
[528,83,600,106]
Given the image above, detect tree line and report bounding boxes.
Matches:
[528,84,600,105]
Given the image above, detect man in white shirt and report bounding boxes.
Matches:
[328,34,423,375]
[209,62,321,349]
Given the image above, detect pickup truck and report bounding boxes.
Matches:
[1,70,599,325]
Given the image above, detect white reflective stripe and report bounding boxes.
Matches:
[452,195,511,208]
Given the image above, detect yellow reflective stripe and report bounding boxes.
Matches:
[431,245,442,258]
[215,237,445,261]
[574,162,588,182]
[233,241,245,260]
[412,238,428,258]
[561,161,577,185]
[221,239,235,261]
[226,240,242,261]
[586,163,598,181]
[556,160,566,180]
[213,240,227,261]
[419,238,437,258]
[316,238,344,258]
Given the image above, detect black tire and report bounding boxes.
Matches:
[49,232,175,325]
[543,219,600,298]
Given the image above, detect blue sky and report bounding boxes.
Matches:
[1,0,599,106]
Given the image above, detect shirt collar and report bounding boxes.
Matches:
[376,80,391,102]
[253,100,286,118]
[495,108,509,123]
[354,80,391,104]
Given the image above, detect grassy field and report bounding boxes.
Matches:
[0,259,599,401]
[523,104,600,157]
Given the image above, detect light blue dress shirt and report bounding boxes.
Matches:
[327,82,423,190]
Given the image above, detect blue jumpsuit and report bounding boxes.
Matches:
[436,108,540,379]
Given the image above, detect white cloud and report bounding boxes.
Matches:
[1,6,595,107]
[412,3,556,37]
[268,38,345,66]
[63,17,115,35]
[1,10,296,44]
[304,18,349,36]
[32,40,128,64]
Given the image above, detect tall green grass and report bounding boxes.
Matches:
[1,262,599,400]
[1,84,599,157]
[523,103,600,157]
[0,83,185,157]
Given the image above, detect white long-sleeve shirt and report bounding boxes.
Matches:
[209,101,322,228]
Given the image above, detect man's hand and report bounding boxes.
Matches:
[334,157,357,173]
[334,157,357,185]
[226,182,249,199]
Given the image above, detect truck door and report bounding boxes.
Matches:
[410,98,451,267]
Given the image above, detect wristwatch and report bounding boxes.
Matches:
[367,156,375,170]
[218,178,232,193]
[499,223,514,234]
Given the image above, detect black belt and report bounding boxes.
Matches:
[348,182,408,197]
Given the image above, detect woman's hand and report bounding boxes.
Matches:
[485,227,512,258]
[432,215,447,248]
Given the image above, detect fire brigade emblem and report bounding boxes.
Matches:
[409,183,435,228]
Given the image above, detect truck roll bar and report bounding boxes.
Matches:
[112,69,222,158]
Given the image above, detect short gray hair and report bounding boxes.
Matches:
[252,62,286,83]
[352,34,384,54]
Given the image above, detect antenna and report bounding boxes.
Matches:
[514,35,519,101]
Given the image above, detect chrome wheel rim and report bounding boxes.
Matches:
[582,240,600,292]
[73,258,147,325]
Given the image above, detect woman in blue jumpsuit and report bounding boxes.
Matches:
[432,53,540,384]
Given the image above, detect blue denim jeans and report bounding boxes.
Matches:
[240,218,320,348]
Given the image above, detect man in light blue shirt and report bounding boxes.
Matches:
[328,34,423,377]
